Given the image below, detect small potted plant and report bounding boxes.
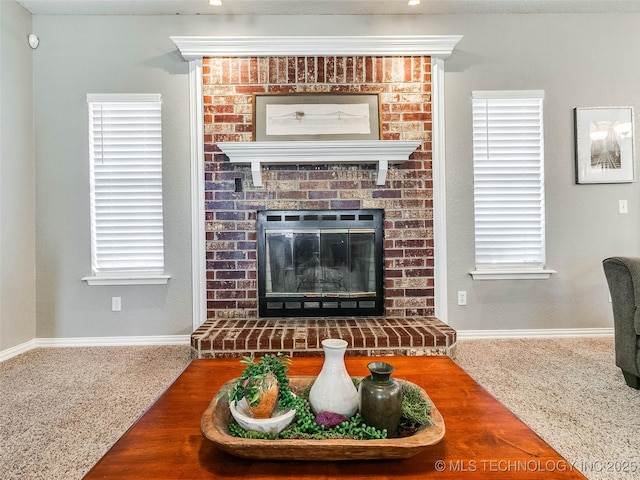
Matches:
[227,353,291,419]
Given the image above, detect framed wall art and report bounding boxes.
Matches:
[574,106,635,184]
[253,93,380,141]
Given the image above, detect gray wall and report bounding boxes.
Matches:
[440,14,640,331]
[24,11,639,343]
[0,1,36,351]
[32,15,193,338]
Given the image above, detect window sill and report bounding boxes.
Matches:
[469,268,556,280]
[82,274,171,286]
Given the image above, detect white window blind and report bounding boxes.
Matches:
[86,94,165,277]
[471,90,552,279]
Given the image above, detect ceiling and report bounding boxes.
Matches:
[16,0,640,16]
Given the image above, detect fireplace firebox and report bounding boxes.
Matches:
[257,209,384,317]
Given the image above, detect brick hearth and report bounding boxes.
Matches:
[191,317,456,359]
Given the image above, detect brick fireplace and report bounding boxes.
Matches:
[190,52,456,358]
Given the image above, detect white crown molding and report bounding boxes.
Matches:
[171,35,463,60]
[218,140,421,187]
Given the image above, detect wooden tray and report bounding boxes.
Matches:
[200,376,445,461]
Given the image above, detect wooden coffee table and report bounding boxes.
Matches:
[84,356,587,479]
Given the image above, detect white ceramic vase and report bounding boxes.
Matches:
[308,338,359,418]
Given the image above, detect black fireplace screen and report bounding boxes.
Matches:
[257,210,384,317]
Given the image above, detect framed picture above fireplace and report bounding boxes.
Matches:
[253,93,381,141]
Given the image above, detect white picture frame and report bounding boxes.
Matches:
[253,93,380,142]
[574,106,635,184]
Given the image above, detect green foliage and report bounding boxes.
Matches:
[226,353,291,407]
[400,381,433,426]
[226,364,387,441]
[229,392,387,440]
[224,358,433,440]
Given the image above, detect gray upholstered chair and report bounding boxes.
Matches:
[602,257,640,389]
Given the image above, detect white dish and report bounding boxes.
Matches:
[229,397,296,435]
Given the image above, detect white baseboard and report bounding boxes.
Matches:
[0,339,37,362]
[3,329,613,361]
[1,335,191,362]
[457,327,614,340]
[36,335,191,347]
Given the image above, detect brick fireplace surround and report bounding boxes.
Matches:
[191,53,456,358]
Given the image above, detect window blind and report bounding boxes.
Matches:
[472,91,545,270]
[87,94,165,274]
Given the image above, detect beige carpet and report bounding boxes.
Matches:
[0,345,192,480]
[1,338,639,479]
[455,337,640,480]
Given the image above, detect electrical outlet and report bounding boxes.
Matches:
[619,199,628,214]
[457,291,467,306]
[112,296,122,312]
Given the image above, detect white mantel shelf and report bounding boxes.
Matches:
[217,140,422,187]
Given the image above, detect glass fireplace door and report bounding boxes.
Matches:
[265,229,376,297]
[257,210,384,317]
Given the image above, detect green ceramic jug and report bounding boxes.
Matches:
[359,361,403,437]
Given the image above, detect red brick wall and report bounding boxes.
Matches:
[203,55,433,320]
